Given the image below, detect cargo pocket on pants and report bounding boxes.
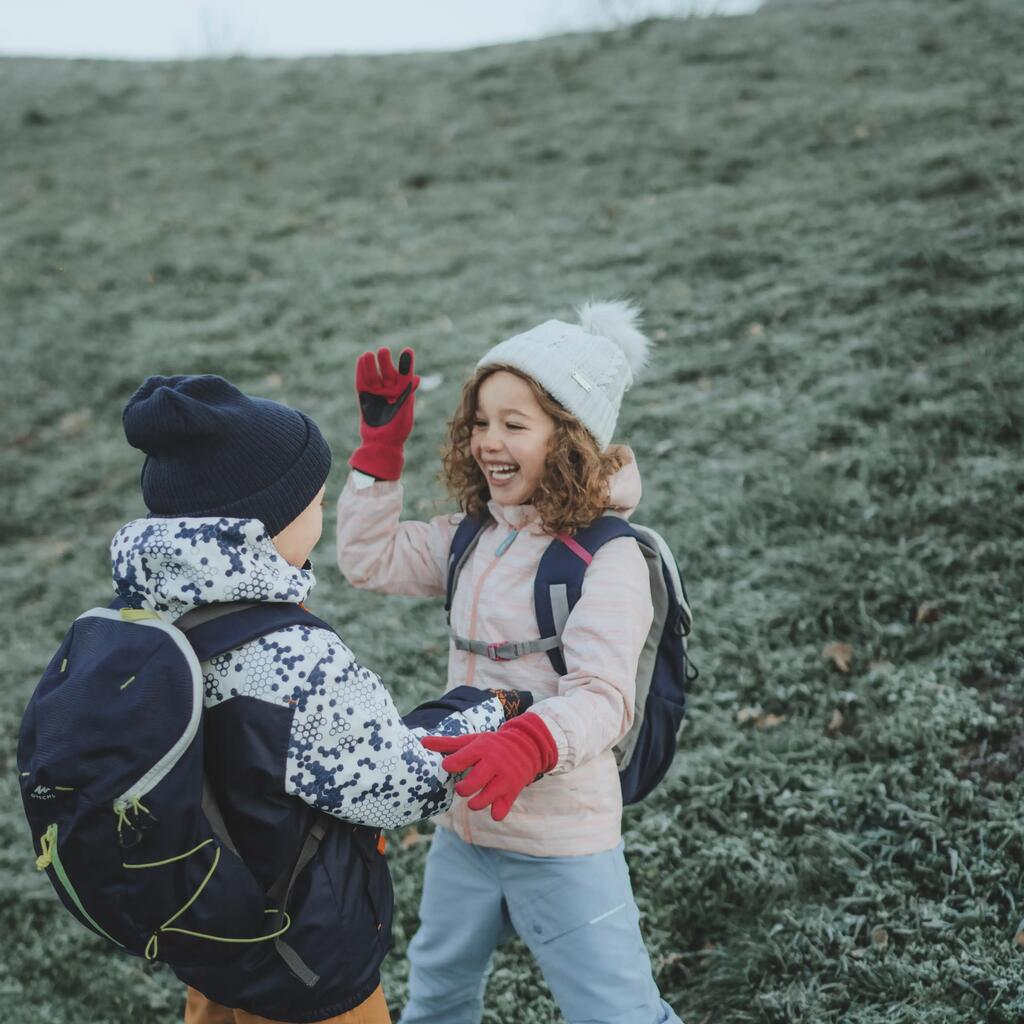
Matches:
[514,857,633,945]
[510,853,664,1024]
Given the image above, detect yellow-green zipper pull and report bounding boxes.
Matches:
[36,823,57,871]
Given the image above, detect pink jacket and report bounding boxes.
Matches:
[335,450,654,856]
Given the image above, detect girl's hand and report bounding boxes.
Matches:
[349,347,420,480]
[420,713,558,821]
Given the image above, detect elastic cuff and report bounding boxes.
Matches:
[505,712,559,772]
[527,707,570,773]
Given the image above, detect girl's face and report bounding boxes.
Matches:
[470,371,556,507]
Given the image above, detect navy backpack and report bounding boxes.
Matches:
[445,513,696,804]
[18,600,334,987]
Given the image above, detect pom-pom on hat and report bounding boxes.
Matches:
[123,374,332,536]
[477,300,651,449]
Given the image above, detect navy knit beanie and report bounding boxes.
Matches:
[123,375,332,536]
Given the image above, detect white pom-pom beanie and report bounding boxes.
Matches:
[477,300,651,449]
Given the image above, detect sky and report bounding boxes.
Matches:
[0,0,763,60]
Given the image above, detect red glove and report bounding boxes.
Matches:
[420,713,558,821]
[349,347,420,480]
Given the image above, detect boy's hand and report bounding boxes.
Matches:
[420,713,558,821]
[349,347,420,480]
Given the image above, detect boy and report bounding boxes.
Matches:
[116,374,529,1024]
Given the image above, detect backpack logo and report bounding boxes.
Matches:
[31,784,56,801]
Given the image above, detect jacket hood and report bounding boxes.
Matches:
[111,516,314,616]
[605,445,643,515]
[488,444,643,532]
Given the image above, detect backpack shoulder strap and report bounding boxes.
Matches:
[178,603,334,662]
[445,515,489,623]
[535,515,640,676]
[627,524,693,635]
[180,601,335,989]
[266,807,333,988]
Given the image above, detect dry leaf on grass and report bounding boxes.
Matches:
[915,600,943,624]
[822,641,854,673]
[654,951,686,976]
[828,692,860,734]
[59,410,91,438]
[871,927,889,949]
[35,538,73,566]
[737,706,786,730]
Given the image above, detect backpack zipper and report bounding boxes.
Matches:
[35,823,123,946]
[76,608,204,808]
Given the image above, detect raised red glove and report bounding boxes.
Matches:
[420,713,558,821]
[349,346,420,480]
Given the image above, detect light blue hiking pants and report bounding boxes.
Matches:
[398,827,683,1024]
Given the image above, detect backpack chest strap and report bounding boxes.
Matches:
[451,633,563,662]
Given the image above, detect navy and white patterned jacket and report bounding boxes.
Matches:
[110,516,522,1020]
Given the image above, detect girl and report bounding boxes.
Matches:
[336,303,683,1024]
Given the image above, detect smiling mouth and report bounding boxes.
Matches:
[482,462,519,484]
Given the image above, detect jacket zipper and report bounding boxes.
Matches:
[459,529,518,841]
[463,529,518,688]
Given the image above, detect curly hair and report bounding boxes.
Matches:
[440,364,627,536]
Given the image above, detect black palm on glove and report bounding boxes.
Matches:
[358,349,416,426]
[349,347,420,480]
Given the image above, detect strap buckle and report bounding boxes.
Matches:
[486,642,511,662]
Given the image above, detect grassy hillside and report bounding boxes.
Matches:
[2,0,1022,1020]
